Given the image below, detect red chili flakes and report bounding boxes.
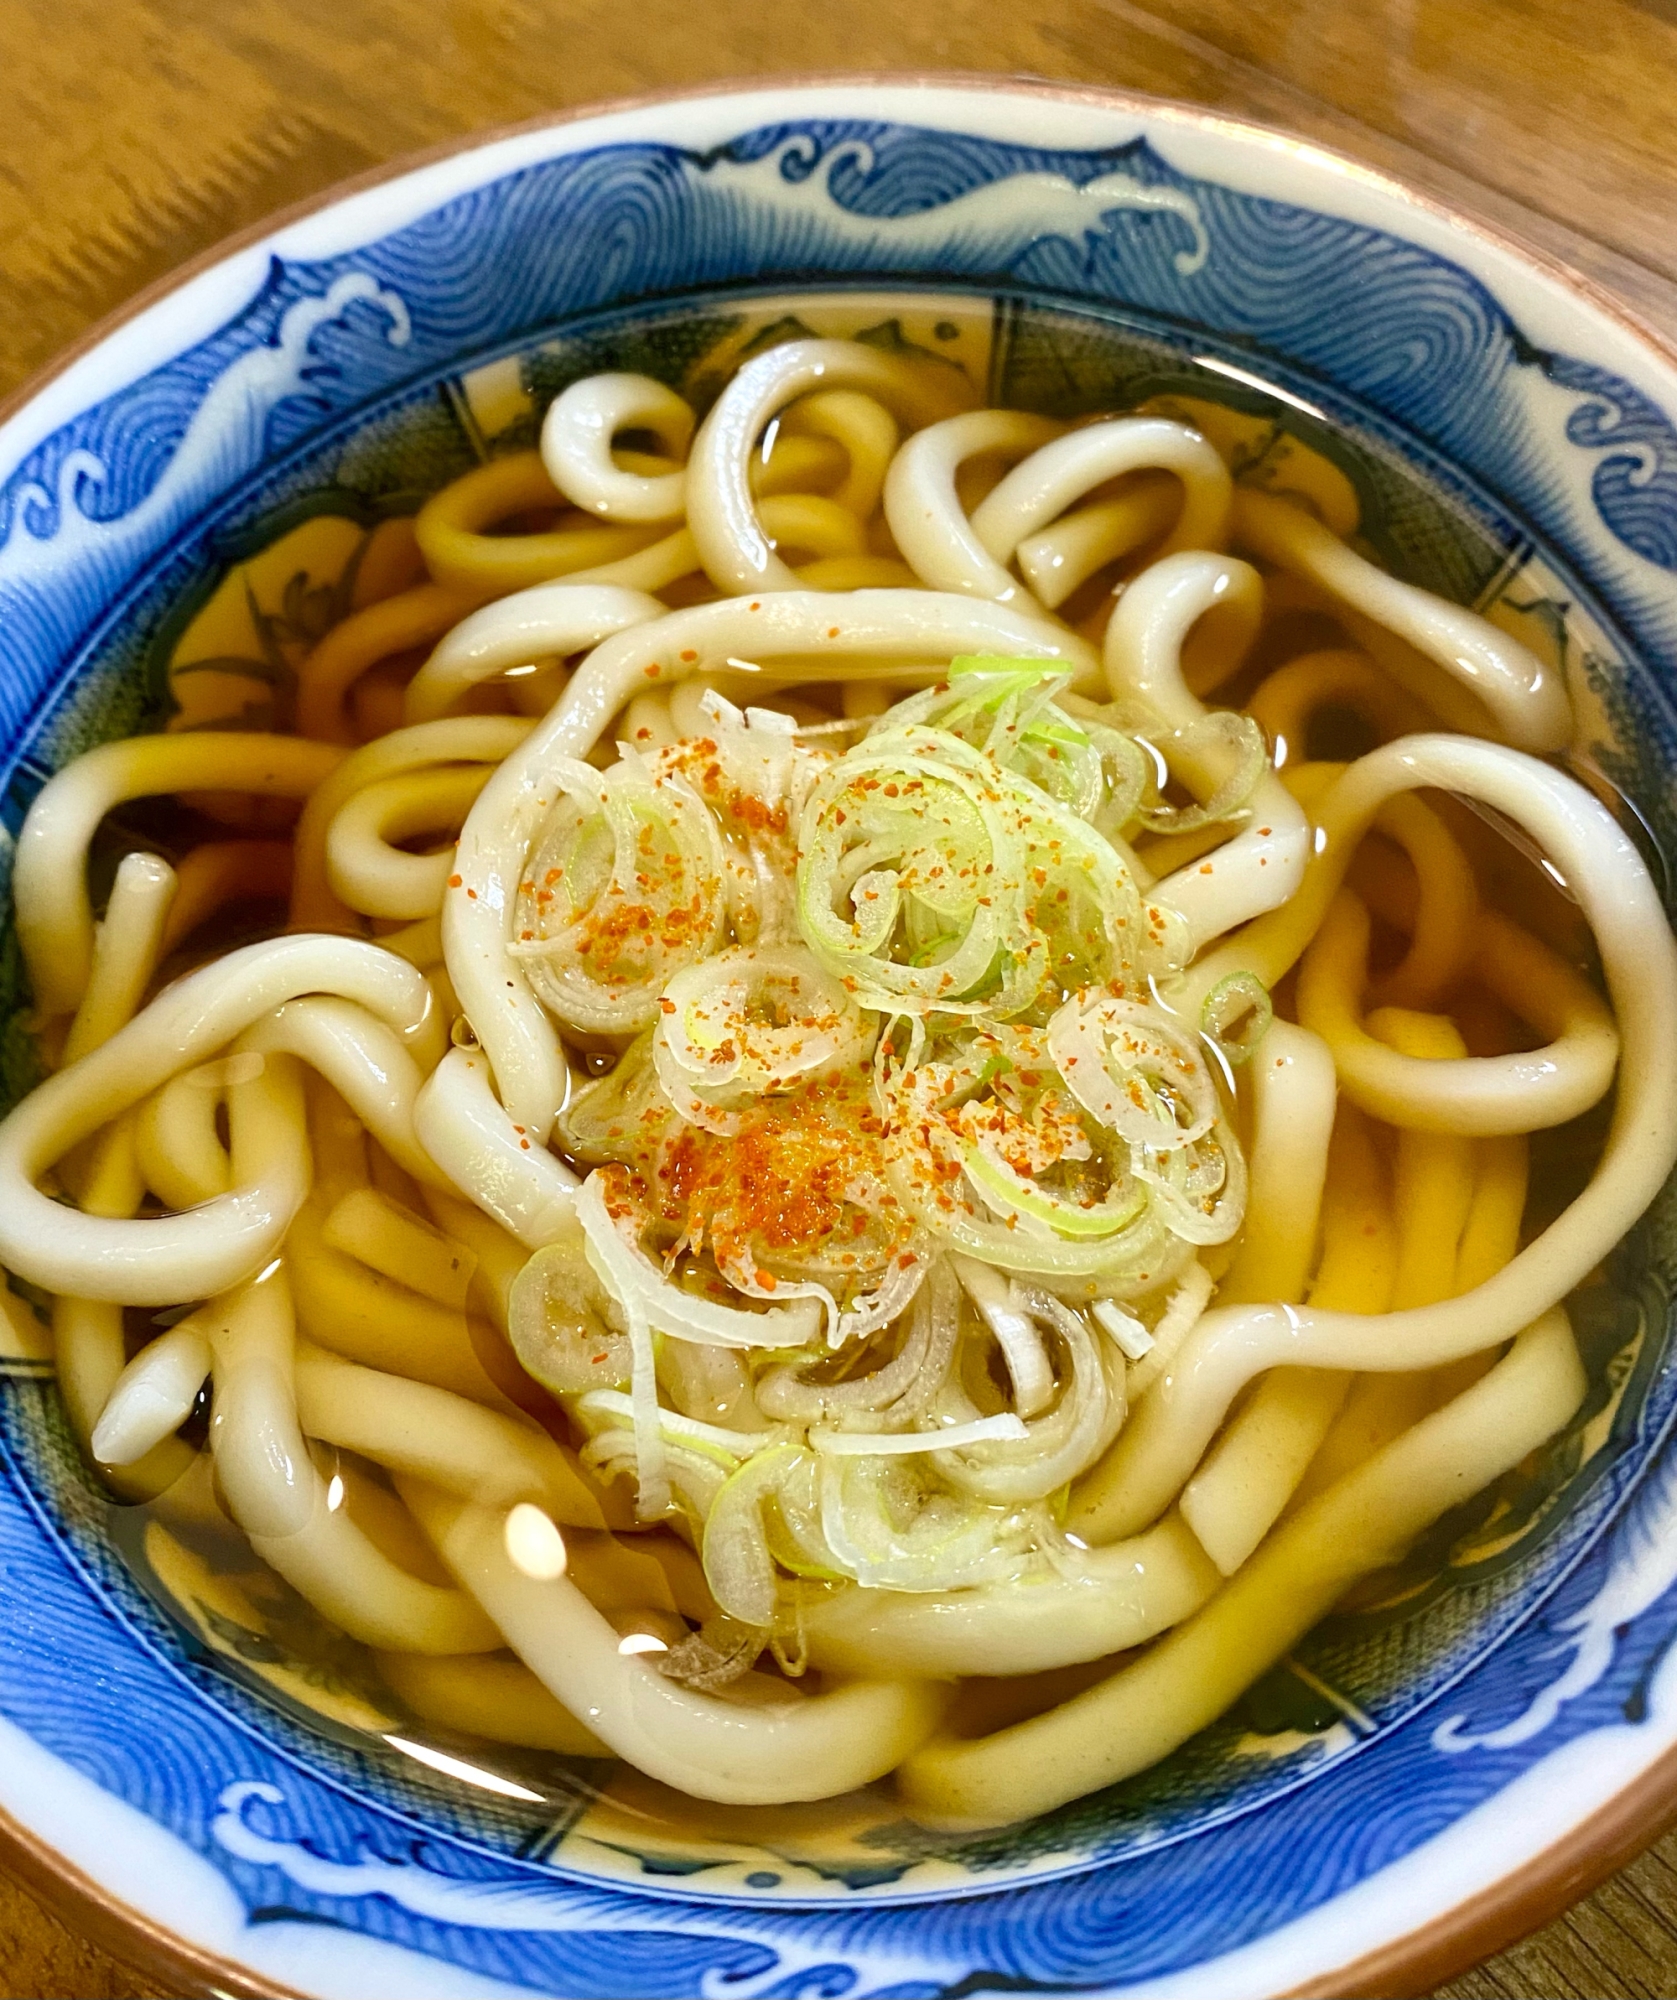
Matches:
[466,887,478,899]
[680,648,698,662]
[448,873,463,888]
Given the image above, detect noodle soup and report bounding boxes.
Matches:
[2,290,1671,1892]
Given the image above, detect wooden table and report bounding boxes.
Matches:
[1,1,1675,1993]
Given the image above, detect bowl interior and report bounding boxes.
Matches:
[2,274,1672,1905]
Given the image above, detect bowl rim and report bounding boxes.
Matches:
[3,67,1676,2000]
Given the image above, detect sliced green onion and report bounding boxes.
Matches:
[507,1217,631,1395]
[511,754,725,1033]
[653,943,873,1135]
[1139,710,1267,836]
[1200,971,1274,1065]
[1046,992,1220,1148]
[701,1441,804,1626]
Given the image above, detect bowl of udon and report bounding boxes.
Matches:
[3,73,1677,2000]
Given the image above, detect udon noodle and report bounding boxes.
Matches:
[3,335,1673,1832]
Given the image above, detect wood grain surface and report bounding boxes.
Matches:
[1,1,1675,1994]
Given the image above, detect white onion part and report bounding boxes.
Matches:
[1093,1299,1155,1360]
[447,590,1100,1152]
[576,1175,824,1350]
[576,1389,789,1461]
[811,1414,1029,1457]
[1046,993,1219,1151]
[655,943,873,1134]
[952,1256,1055,1417]
[1125,1263,1216,1400]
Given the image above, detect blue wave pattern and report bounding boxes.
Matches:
[1547,355,1677,572]
[1,113,1676,1994]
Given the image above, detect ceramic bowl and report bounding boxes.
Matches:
[3,76,1677,2000]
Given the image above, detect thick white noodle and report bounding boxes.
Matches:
[1214,1019,1338,1309]
[1016,475,1181,609]
[908,1309,1584,1829]
[238,996,444,1187]
[412,1048,578,1247]
[208,1264,499,1653]
[62,853,176,1066]
[291,716,533,931]
[559,491,875,599]
[881,410,1064,603]
[91,1316,212,1467]
[0,937,437,1303]
[1233,490,1572,752]
[134,1058,247,1210]
[293,1343,608,1525]
[540,373,693,523]
[802,1512,1220,1678]
[1105,552,1309,954]
[1071,737,1677,1542]
[404,1480,949,1804]
[402,583,664,724]
[781,388,901,519]
[325,766,492,920]
[15,733,342,1017]
[684,338,968,595]
[1298,893,1618,1134]
[971,416,1233,569]
[444,591,1100,1142]
[52,1121,195,1497]
[6,352,1663,1819]
[1179,1020,1339,1575]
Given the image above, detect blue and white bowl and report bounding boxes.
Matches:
[3,77,1677,1999]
